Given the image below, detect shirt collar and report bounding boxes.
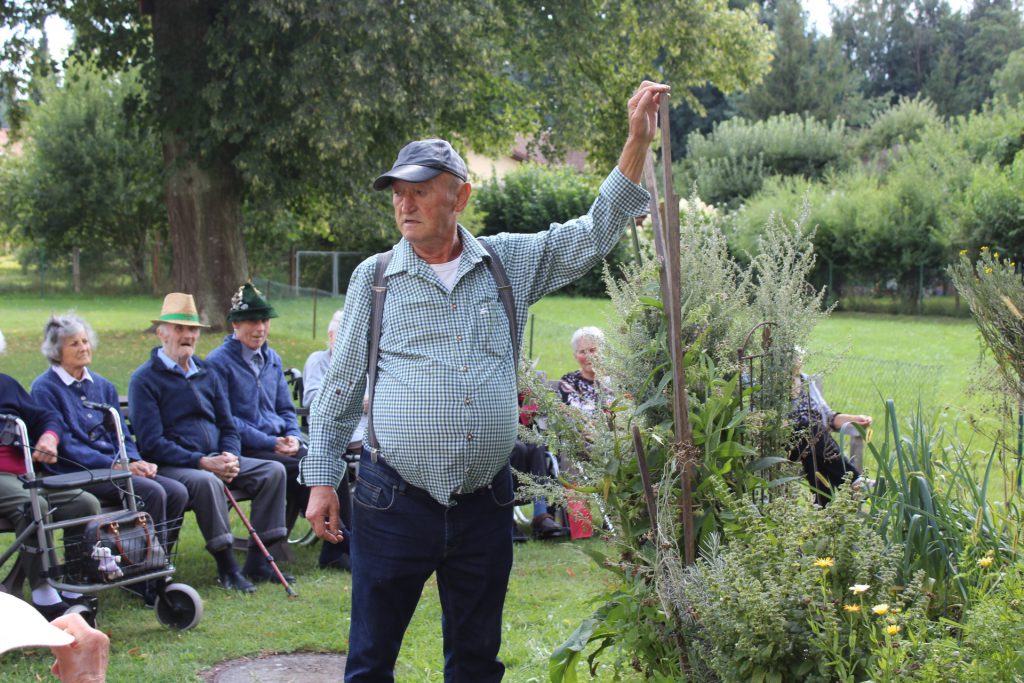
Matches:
[236,337,262,365]
[387,225,487,281]
[157,348,199,377]
[52,365,93,386]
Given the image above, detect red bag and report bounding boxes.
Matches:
[567,499,592,540]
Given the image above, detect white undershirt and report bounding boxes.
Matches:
[430,257,461,291]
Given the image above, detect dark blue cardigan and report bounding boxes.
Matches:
[205,335,301,452]
[30,367,140,472]
[128,348,240,468]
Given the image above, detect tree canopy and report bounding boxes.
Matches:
[2,0,773,324]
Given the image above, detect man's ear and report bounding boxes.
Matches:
[453,182,472,213]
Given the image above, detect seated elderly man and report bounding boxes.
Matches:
[0,330,101,620]
[206,283,307,535]
[128,293,289,592]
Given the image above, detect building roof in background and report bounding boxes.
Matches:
[466,134,586,182]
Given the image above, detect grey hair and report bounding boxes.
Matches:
[327,308,345,337]
[0,329,6,355]
[571,326,605,351]
[41,312,98,365]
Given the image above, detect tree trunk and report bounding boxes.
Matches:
[163,145,248,329]
[72,246,81,293]
[149,0,248,329]
[151,233,163,296]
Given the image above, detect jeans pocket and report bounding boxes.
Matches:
[354,477,396,511]
[488,466,515,508]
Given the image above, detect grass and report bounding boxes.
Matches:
[0,292,1008,681]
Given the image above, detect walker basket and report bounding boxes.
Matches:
[60,514,181,584]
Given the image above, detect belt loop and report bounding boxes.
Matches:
[369,447,379,464]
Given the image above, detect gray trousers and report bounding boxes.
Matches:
[156,456,287,554]
[0,472,101,589]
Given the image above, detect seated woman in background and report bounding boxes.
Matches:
[788,349,872,506]
[0,329,101,620]
[30,313,189,603]
[558,326,611,414]
[302,308,359,570]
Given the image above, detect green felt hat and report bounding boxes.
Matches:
[228,282,278,322]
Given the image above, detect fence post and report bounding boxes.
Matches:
[528,314,535,359]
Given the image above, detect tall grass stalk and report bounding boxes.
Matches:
[865,399,1021,612]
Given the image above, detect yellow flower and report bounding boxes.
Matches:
[959,249,968,256]
[843,604,861,613]
[886,624,901,636]
[872,603,890,615]
[985,267,994,274]
[814,557,834,568]
[994,252,1000,259]
[981,245,989,251]
[978,554,994,569]
[849,584,870,594]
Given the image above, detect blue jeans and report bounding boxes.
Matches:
[346,453,515,683]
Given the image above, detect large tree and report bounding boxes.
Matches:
[2,1,772,326]
[0,58,165,291]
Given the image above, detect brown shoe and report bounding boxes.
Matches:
[531,513,569,540]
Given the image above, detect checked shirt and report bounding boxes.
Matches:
[301,168,649,505]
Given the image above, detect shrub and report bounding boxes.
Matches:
[680,114,849,206]
[854,96,942,160]
[671,482,928,683]
[474,163,627,296]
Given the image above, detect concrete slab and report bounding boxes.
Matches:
[201,653,346,682]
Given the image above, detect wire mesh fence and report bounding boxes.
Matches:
[527,314,945,424]
[802,357,943,420]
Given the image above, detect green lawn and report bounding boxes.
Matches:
[0,292,1006,681]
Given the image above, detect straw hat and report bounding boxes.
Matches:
[151,293,209,328]
[0,593,75,653]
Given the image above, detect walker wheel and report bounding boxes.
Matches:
[154,582,203,631]
[66,602,96,628]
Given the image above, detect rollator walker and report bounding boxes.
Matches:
[0,407,203,630]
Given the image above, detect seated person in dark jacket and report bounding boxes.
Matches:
[206,283,308,533]
[128,293,289,593]
[31,313,189,605]
[788,352,872,506]
[0,329,101,621]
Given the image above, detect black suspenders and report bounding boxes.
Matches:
[365,241,519,459]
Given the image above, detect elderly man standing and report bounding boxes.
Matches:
[129,293,289,592]
[303,81,668,681]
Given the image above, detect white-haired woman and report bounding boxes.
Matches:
[0,329,102,620]
[558,326,610,414]
[30,314,189,604]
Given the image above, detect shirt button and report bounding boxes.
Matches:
[451,303,457,311]
[456,335,463,342]
[464,398,471,405]
[467,433,474,441]
[462,365,469,373]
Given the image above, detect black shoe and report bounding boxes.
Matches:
[121,581,157,608]
[34,600,70,621]
[532,513,569,540]
[62,593,100,612]
[244,569,296,584]
[216,570,257,593]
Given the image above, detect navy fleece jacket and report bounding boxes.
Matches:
[30,367,140,472]
[205,335,301,452]
[128,348,240,467]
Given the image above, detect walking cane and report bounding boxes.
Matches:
[223,485,298,598]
